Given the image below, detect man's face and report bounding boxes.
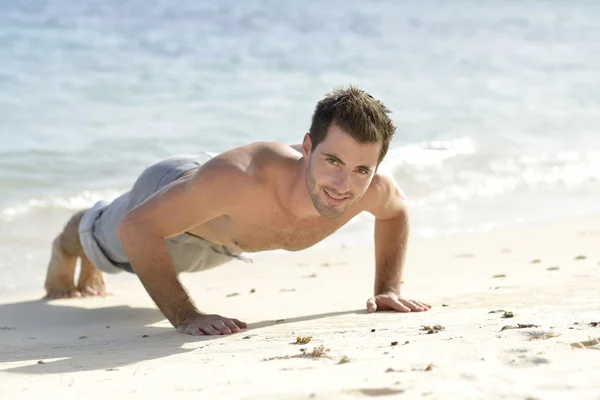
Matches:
[304,124,381,219]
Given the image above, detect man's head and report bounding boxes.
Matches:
[301,86,397,219]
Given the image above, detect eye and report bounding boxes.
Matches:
[326,158,338,165]
[357,168,370,175]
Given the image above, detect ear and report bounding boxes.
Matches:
[301,133,312,157]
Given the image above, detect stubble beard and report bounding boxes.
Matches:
[305,163,352,219]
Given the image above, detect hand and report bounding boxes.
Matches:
[176,313,247,336]
[366,292,431,313]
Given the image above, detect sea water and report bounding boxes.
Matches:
[1,0,600,294]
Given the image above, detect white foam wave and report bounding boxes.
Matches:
[3,143,600,227]
[1,190,122,222]
[379,137,477,174]
[380,138,600,206]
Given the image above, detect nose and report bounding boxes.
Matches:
[331,170,350,194]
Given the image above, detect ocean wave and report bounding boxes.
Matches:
[381,139,600,206]
[380,136,477,172]
[0,190,122,222]
[2,140,600,224]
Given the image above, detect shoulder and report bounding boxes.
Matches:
[190,142,294,190]
[363,172,408,219]
[231,141,300,177]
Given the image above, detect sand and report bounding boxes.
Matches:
[1,214,599,399]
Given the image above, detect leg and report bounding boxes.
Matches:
[44,209,106,299]
[44,211,85,299]
[77,253,107,296]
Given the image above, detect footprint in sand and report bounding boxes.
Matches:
[346,388,405,397]
[503,349,551,365]
[524,330,559,341]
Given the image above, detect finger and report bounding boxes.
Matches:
[386,297,411,312]
[415,301,432,310]
[212,321,232,335]
[187,326,204,336]
[400,299,424,311]
[223,319,241,333]
[366,297,377,313]
[232,318,248,329]
[177,324,204,336]
[201,325,222,335]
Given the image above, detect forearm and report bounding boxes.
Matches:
[373,212,409,295]
[117,224,199,327]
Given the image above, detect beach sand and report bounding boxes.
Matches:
[1,214,599,399]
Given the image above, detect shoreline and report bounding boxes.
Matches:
[1,212,599,399]
[1,209,600,298]
[2,198,600,298]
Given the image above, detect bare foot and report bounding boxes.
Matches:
[43,209,102,300]
[44,287,82,299]
[44,236,83,299]
[77,254,107,297]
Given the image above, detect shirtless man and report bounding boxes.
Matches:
[43,86,431,336]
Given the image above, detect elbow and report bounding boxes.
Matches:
[116,214,138,244]
[116,218,128,244]
[116,213,162,245]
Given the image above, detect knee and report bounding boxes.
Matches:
[59,209,88,257]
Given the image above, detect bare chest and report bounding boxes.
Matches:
[234,218,342,252]
[198,208,355,253]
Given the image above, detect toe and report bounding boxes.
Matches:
[80,286,108,297]
[45,290,82,299]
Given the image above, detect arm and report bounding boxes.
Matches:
[373,200,409,296]
[116,160,254,328]
[368,175,409,295]
[365,175,430,313]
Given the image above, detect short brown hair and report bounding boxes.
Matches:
[308,86,396,164]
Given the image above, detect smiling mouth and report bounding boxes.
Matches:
[323,188,350,202]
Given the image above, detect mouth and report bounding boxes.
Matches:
[323,188,351,204]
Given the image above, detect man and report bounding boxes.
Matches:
[43,86,431,336]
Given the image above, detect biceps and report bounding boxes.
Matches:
[120,179,222,238]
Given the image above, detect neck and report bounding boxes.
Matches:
[287,157,321,220]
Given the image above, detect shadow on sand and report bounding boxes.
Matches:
[0,297,365,375]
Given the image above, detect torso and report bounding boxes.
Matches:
[182,142,377,253]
